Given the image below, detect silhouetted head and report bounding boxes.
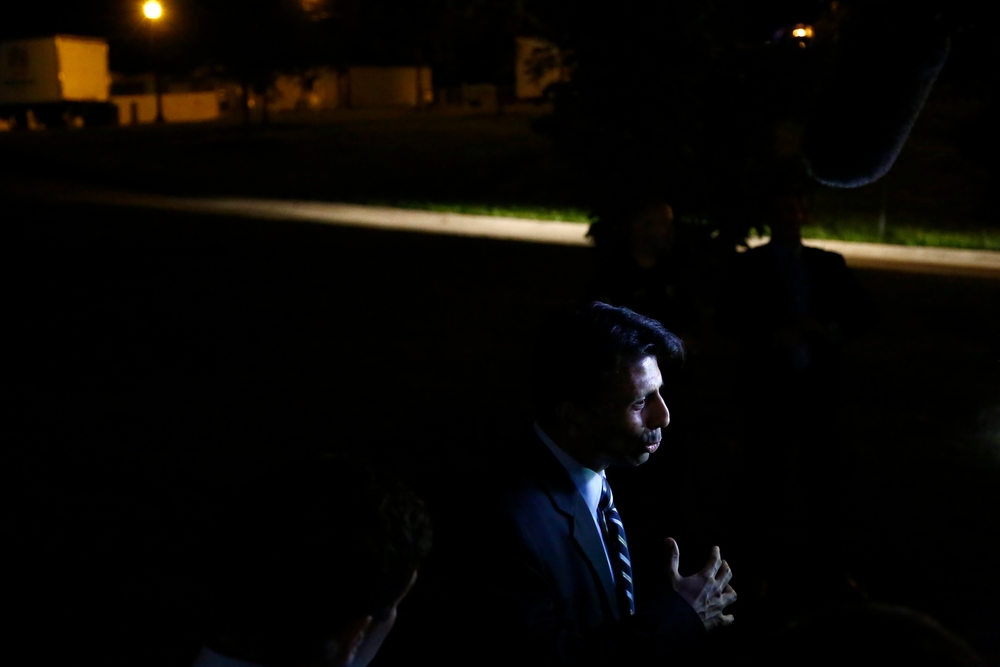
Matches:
[628,201,676,258]
[588,194,677,258]
[532,302,684,471]
[765,192,806,245]
[202,457,432,667]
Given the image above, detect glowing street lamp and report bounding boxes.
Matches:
[143,1,165,122]
[143,1,163,19]
[791,24,814,38]
[788,23,814,49]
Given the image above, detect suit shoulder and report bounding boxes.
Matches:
[736,245,778,269]
[739,245,771,261]
[802,245,847,265]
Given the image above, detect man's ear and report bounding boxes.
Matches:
[333,616,373,667]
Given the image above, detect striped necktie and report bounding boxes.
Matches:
[598,477,635,616]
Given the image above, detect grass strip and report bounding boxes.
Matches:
[376,202,1000,251]
[803,223,1000,251]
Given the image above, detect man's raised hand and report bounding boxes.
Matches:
[666,537,736,630]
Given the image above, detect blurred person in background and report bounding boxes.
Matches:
[192,456,432,667]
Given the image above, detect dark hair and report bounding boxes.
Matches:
[203,456,432,665]
[531,301,684,416]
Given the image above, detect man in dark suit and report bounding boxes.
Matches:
[721,191,876,608]
[726,192,876,378]
[454,303,736,666]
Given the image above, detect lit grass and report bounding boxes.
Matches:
[803,220,1000,251]
[383,201,591,222]
[382,203,999,250]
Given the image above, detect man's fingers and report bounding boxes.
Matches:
[716,559,732,589]
[703,584,737,613]
[666,537,681,579]
[703,611,735,631]
[705,590,737,610]
[700,546,722,579]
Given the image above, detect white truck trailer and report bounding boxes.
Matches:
[0,35,118,128]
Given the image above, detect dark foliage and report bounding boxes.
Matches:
[529,0,833,248]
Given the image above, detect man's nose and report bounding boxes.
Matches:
[647,392,670,429]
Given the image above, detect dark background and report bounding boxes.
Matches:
[4,0,999,664]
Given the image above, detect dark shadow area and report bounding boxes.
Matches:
[0,112,586,212]
[8,200,999,665]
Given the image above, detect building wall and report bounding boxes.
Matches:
[270,69,341,111]
[312,70,342,109]
[348,66,432,108]
[108,65,437,120]
[55,36,110,102]
[0,38,61,104]
[271,74,303,111]
[0,36,110,105]
[111,91,219,124]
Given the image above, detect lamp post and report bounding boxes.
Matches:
[143,1,165,123]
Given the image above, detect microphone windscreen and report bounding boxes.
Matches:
[802,6,950,188]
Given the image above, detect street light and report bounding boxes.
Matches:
[143,1,165,123]
[143,1,163,20]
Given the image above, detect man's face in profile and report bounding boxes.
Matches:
[583,355,670,469]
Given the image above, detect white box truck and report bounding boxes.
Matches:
[0,35,118,128]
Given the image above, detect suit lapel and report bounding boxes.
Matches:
[531,436,621,621]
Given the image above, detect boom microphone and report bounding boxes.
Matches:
[802,2,952,188]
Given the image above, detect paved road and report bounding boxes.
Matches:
[7,179,999,278]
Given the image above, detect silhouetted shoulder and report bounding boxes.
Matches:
[802,245,848,267]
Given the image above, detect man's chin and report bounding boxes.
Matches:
[630,440,662,465]
[630,452,651,466]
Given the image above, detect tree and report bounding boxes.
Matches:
[529,0,831,248]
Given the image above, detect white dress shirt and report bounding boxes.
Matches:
[534,422,615,580]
